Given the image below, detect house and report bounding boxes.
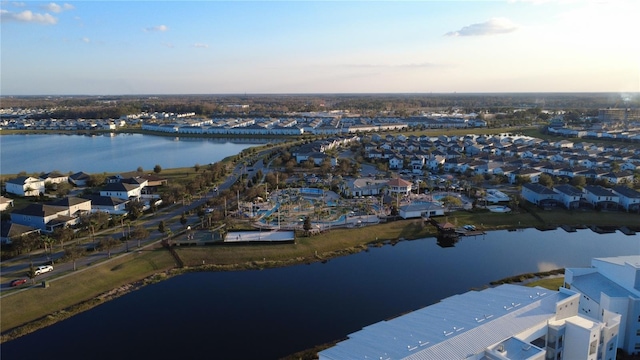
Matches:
[564,256,639,355]
[341,178,388,198]
[0,222,40,245]
[39,171,69,185]
[388,155,403,170]
[521,183,561,208]
[100,182,144,200]
[10,203,78,233]
[399,202,445,219]
[553,184,583,209]
[611,186,640,212]
[0,196,14,211]
[386,178,412,196]
[81,195,129,214]
[601,171,635,185]
[582,185,620,210]
[49,197,92,217]
[5,176,45,197]
[508,168,542,184]
[69,171,91,187]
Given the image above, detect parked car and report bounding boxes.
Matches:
[10,278,28,287]
[34,265,53,276]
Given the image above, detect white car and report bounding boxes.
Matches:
[34,265,53,276]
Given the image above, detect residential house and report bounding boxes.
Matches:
[601,171,635,185]
[388,155,403,170]
[553,184,583,209]
[582,185,620,210]
[69,171,91,187]
[100,182,144,200]
[0,222,40,245]
[386,178,412,196]
[341,178,388,198]
[521,183,561,208]
[39,171,69,185]
[611,186,640,212]
[81,195,129,214]
[5,176,45,197]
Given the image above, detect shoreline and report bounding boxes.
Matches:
[0,221,633,344]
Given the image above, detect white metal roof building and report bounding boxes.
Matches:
[318,284,620,360]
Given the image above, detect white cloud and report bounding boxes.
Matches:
[11,2,27,7]
[144,24,168,32]
[0,9,58,25]
[42,2,74,13]
[81,37,90,43]
[445,18,518,37]
[192,43,209,48]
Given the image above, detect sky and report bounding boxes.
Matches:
[1,0,639,95]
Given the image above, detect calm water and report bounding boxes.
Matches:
[2,228,638,360]
[0,134,269,175]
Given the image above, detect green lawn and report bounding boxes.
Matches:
[1,248,175,340]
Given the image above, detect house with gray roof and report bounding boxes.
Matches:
[611,186,640,212]
[521,183,561,208]
[553,184,583,209]
[5,176,45,197]
[582,185,620,210]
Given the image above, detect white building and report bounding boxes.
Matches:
[5,176,45,197]
[319,284,620,360]
[564,256,640,356]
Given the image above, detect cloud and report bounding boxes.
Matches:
[163,42,175,48]
[81,37,90,43]
[192,43,209,48]
[445,17,518,37]
[11,2,27,7]
[144,24,168,32]
[41,2,74,13]
[0,9,58,24]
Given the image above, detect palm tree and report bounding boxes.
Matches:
[64,245,85,271]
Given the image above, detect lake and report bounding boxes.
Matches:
[0,133,269,175]
[1,228,638,360]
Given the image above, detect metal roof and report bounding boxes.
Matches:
[319,284,568,360]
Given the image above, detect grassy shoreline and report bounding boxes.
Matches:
[2,208,638,343]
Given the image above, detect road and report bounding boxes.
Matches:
[1,156,253,293]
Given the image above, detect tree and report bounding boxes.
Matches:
[26,264,37,284]
[154,164,162,174]
[158,220,166,234]
[538,173,554,188]
[126,200,144,220]
[130,225,150,248]
[64,245,85,271]
[194,163,201,173]
[137,166,144,173]
[52,227,75,249]
[98,237,119,258]
[87,173,106,187]
[570,175,586,189]
[41,235,55,257]
[303,216,312,235]
[180,212,188,226]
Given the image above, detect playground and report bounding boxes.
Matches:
[244,188,382,231]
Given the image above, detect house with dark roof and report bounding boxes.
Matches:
[69,171,91,186]
[521,183,561,208]
[582,185,620,210]
[10,203,77,233]
[0,222,40,244]
[5,176,45,197]
[553,184,583,209]
[611,186,640,212]
[100,182,144,200]
[81,194,129,214]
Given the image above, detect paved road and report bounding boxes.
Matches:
[1,157,252,293]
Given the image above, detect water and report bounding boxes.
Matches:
[0,134,269,175]
[2,228,638,360]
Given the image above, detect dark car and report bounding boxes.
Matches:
[10,279,28,287]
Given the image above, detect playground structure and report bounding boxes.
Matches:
[240,187,382,231]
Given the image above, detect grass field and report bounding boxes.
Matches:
[1,248,175,340]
